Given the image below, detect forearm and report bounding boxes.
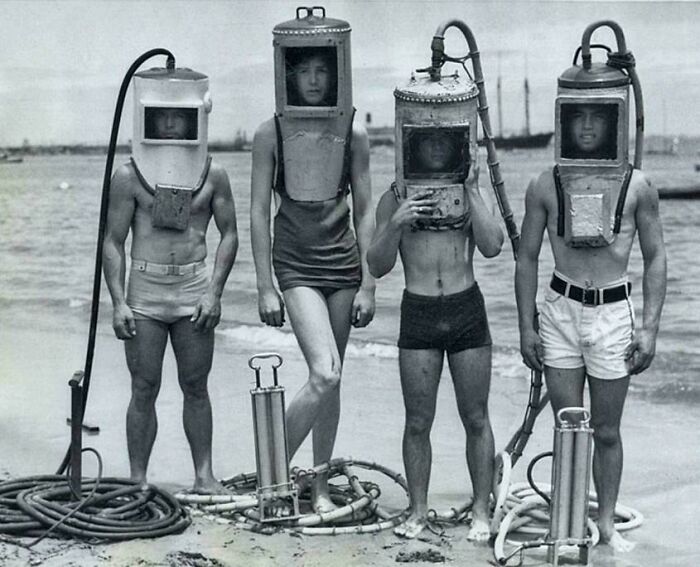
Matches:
[641,251,667,333]
[367,220,402,278]
[468,187,504,257]
[250,211,276,291]
[208,231,238,297]
[103,239,127,307]
[515,256,539,332]
[354,209,377,290]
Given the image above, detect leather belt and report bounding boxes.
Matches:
[550,274,630,306]
[131,259,205,276]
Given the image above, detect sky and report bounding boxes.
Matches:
[1,0,699,146]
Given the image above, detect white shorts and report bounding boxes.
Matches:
[539,271,635,380]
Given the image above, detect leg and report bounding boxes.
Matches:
[447,346,495,542]
[310,288,356,511]
[170,317,223,493]
[124,319,168,485]
[394,348,444,539]
[283,287,345,510]
[544,365,586,414]
[588,374,634,552]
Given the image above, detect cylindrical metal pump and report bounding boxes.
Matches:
[249,352,299,521]
[548,407,593,565]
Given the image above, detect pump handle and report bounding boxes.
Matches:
[556,407,591,428]
[296,6,325,20]
[248,352,284,371]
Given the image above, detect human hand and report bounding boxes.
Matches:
[258,288,285,327]
[520,327,544,372]
[113,303,136,340]
[352,288,375,328]
[391,190,439,229]
[191,292,222,332]
[625,327,656,375]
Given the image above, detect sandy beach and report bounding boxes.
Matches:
[2,319,699,567]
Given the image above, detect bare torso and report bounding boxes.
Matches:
[127,162,216,264]
[536,169,644,286]
[399,215,476,296]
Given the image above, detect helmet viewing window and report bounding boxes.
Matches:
[144,106,199,141]
[403,125,471,181]
[559,102,619,161]
[284,46,339,108]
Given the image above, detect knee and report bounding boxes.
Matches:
[404,411,434,439]
[309,360,342,397]
[131,377,160,409]
[179,372,210,401]
[461,406,490,437]
[593,424,621,448]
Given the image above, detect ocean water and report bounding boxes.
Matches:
[1,148,698,404]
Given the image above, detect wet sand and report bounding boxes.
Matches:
[1,323,699,566]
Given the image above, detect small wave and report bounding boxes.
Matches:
[217,324,300,352]
[69,297,91,309]
[633,379,700,405]
[217,323,398,359]
[345,341,397,359]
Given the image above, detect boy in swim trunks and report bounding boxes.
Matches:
[367,143,504,540]
[103,100,238,492]
[251,31,375,513]
[515,99,667,551]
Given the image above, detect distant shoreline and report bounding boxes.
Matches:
[3,132,697,156]
[1,141,253,156]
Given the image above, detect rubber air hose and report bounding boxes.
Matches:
[56,49,175,475]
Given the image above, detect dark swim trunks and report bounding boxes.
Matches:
[398,283,492,353]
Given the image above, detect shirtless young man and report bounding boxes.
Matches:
[250,44,375,512]
[104,103,238,492]
[515,101,667,551]
[367,142,504,540]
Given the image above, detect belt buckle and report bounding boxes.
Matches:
[581,288,597,306]
[166,265,178,276]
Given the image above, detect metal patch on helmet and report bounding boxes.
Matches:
[152,184,193,231]
[569,193,605,238]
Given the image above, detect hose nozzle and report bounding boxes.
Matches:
[429,35,446,81]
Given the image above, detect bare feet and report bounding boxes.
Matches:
[466,517,490,542]
[192,477,231,495]
[130,473,149,491]
[310,472,338,514]
[394,514,428,539]
[312,492,338,514]
[599,526,635,552]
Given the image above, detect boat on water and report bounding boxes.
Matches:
[479,75,553,150]
[657,185,700,200]
[0,152,24,164]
